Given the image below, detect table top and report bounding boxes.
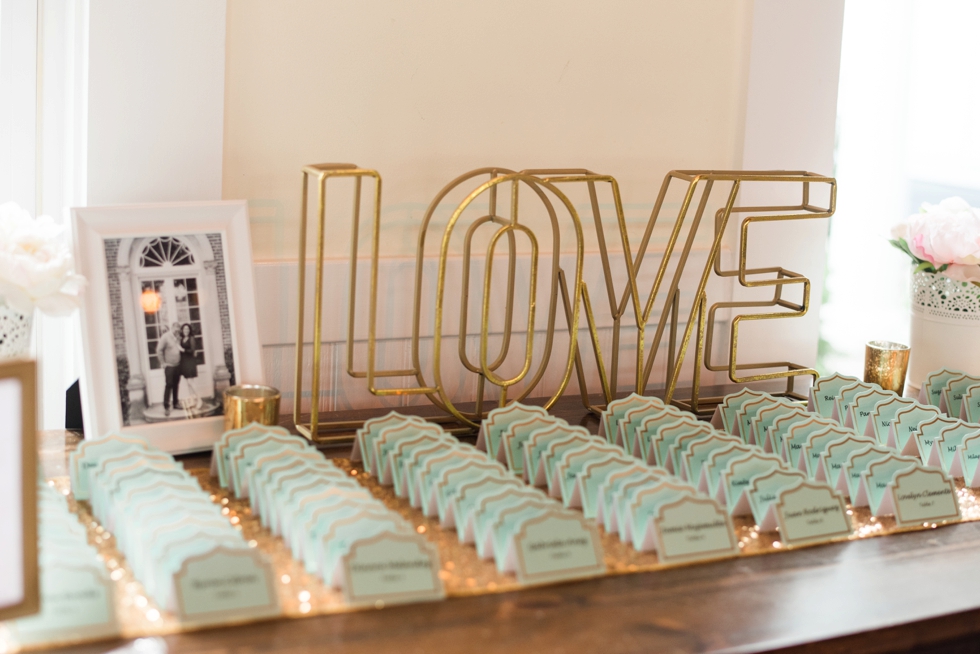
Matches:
[35,393,980,654]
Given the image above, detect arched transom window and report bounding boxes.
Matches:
[139,237,195,268]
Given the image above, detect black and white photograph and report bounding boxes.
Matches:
[103,233,237,425]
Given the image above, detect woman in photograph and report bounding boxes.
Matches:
[178,323,199,385]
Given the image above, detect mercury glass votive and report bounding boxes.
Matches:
[864,341,911,394]
[224,385,281,431]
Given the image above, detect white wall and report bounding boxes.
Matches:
[87,0,226,205]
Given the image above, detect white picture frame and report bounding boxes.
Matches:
[73,201,264,453]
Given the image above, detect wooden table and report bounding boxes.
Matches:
[36,394,980,654]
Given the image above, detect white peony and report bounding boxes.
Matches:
[0,202,86,316]
[890,196,980,284]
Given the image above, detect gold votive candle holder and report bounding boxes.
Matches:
[224,385,281,431]
[864,341,910,394]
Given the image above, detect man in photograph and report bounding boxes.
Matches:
[157,322,182,417]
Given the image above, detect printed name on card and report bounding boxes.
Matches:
[339,531,445,607]
[772,481,852,546]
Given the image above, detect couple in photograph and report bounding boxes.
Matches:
[156,322,199,417]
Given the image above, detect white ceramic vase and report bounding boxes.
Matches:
[907,271,980,395]
[0,300,33,359]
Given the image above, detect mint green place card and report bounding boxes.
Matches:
[864,396,918,442]
[70,433,151,500]
[735,395,782,444]
[918,368,964,407]
[338,531,445,607]
[538,432,597,490]
[172,546,280,625]
[847,388,898,433]
[680,433,741,485]
[618,404,670,452]
[290,495,381,560]
[747,468,808,526]
[648,495,739,565]
[576,455,636,519]
[454,476,525,543]
[888,403,942,456]
[808,373,861,418]
[716,451,785,516]
[960,432,980,488]
[861,454,919,514]
[601,393,662,443]
[840,444,892,501]
[552,443,622,507]
[766,407,812,457]
[772,481,851,546]
[371,421,446,482]
[635,412,689,463]
[298,501,388,565]
[353,412,424,468]
[801,425,855,479]
[384,430,454,489]
[477,403,549,459]
[834,381,879,425]
[598,466,666,533]
[961,384,980,423]
[712,388,769,434]
[500,414,564,475]
[930,422,980,476]
[472,488,548,558]
[648,416,707,469]
[410,445,486,510]
[752,402,806,453]
[214,424,291,489]
[318,515,414,584]
[817,433,877,488]
[942,374,980,419]
[666,427,719,478]
[8,564,118,647]
[436,464,510,528]
[885,464,960,527]
[524,424,591,486]
[507,510,606,585]
[914,415,963,465]
[782,416,840,468]
[699,442,755,496]
[622,480,697,548]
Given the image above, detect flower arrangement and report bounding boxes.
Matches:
[0,202,86,315]
[890,196,980,284]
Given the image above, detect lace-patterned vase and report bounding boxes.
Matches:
[0,300,33,359]
[908,271,980,393]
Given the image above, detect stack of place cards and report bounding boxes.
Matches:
[73,433,280,625]
[219,422,445,608]
[5,482,118,647]
[361,412,607,586]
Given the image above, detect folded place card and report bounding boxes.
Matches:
[817,433,878,488]
[801,425,858,479]
[834,381,880,425]
[371,422,446,482]
[336,531,445,607]
[550,441,623,506]
[412,445,486,511]
[914,415,963,465]
[634,411,689,462]
[882,464,960,527]
[918,368,965,408]
[352,412,425,467]
[808,373,861,418]
[929,422,980,477]
[476,403,548,460]
[471,488,547,558]
[768,480,851,546]
[751,401,807,453]
[600,393,663,443]
[887,404,942,456]
[846,388,898,434]
[961,384,980,423]
[214,424,291,489]
[484,498,558,563]
[171,546,280,626]
[679,433,742,485]
[715,451,786,516]
[505,509,606,585]
[839,444,893,501]
[575,454,637,519]
[523,423,591,485]
[644,495,739,565]
[500,414,565,475]
[767,407,813,458]
[648,416,708,468]
[941,374,980,419]
[958,432,980,488]
[699,442,756,496]
[781,416,840,468]
[711,388,769,433]
[537,432,598,491]
[734,395,783,443]
[618,404,678,452]
[860,454,921,515]
[70,433,151,501]
[598,466,667,534]
[864,396,919,443]
[621,479,697,547]
[453,476,525,543]
[317,514,415,585]
[435,462,510,527]
[746,468,808,526]
[386,431,456,492]
[666,425,721,478]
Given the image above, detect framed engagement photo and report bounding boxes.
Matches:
[73,201,264,453]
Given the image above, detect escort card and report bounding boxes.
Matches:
[679,433,742,485]
[666,426,721,478]
[746,468,808,526]
[171,546,280,625]
[507,510,606,585]
[770,481,851,546]
[751,401,807,453]
[648,416,708,468]
[618,404,679,452]
[860,454,920,514]
[575,454,637,519]
[941,374,980,419]
[834,381,880,425]
[550,442,624,506]
[597,466,666,533]
[839,444,893,501]
[352,412,425,466]
[70,433,151,501]
[801,425,859,479]
[767,407,812,457]
[864,396,918,443]
[961,384,980,423]
[645,495,739,565]
[781,416,840,467]
[715,451,786,516]
[914,415,963,465]
[213,423,291,489]
[808,373,861,418]
[499,414,565,475]
[338,531,445,607]
[698,442,755,496]
[600,393,663,443]
[634,411,689,462]
[918,368,965,407]
[620,479,697,547]
[887,404,942,456]
[959,432,980,488]
[884,464,960,527]
[476,403,548,460]
[734,395,782,443]
[928,422,980,477]
[523,424,591,485]
[711,388,769,433]
[845,388,898,434]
